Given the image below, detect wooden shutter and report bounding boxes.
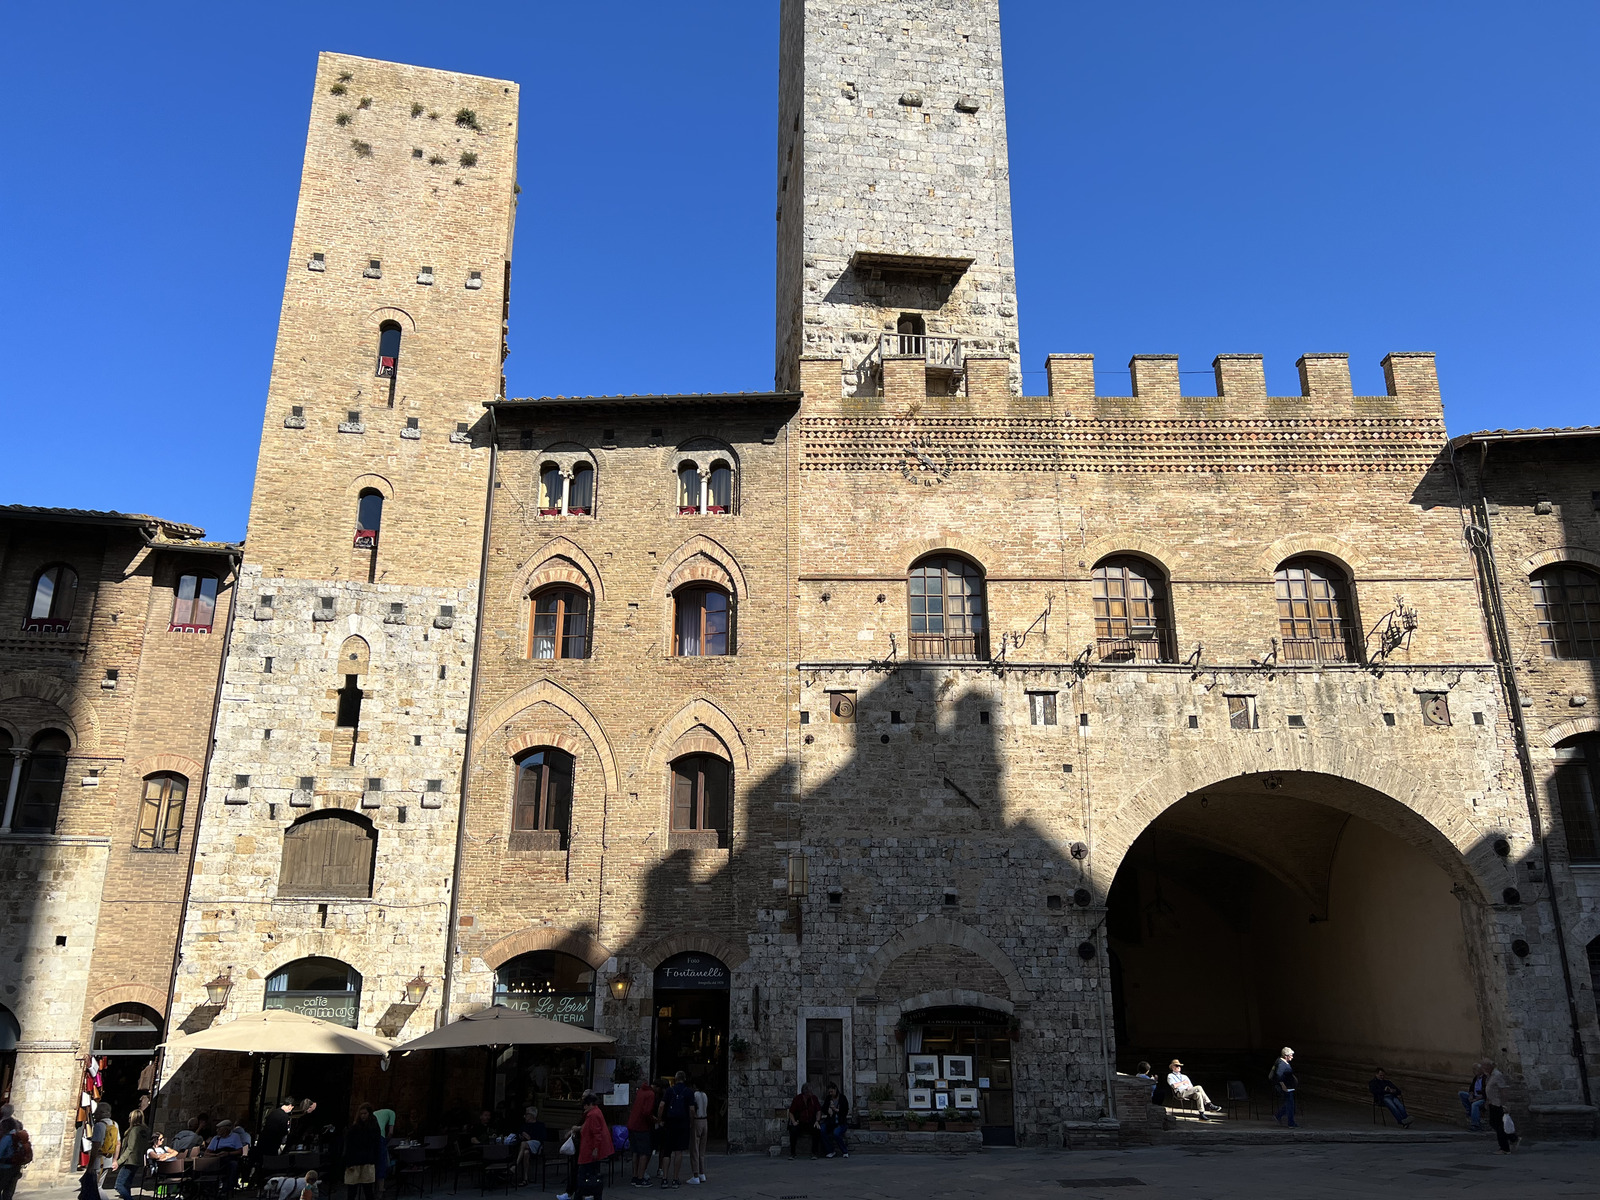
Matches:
[671,764,695,830]
[136,778,164,850]
[280,814,375,898]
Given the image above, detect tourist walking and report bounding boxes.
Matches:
[659,1071,694,1188]
[1484,1060,1519,1154]
[1270,1048,1298,1127]
[0,1106,31,1200]
[569,1092,611,1200]
[92,1103,120,1186]
[627,1077,658,1187]
[114,1111,152,1200]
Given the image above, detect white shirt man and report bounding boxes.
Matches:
[1166,1060,1222,1121]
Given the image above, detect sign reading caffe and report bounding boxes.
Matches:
[654,953,730,991]
[263,992,360,1027]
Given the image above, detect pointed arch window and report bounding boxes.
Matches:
[25,564,77,632]
[355,490,384,549]
[1274,557,1360,663]
[671,753,730,849]
[675,586,731,656]
[908,555,986,660]
[539,464,564,516]
[512,747,574,850]
[1093,557,1173,662]
[529,588,589,660]
[12,729,70,833]
[135,772,188,851]
[1531,564,1600,660]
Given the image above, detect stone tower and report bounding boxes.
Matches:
[164,52,517,1103]
[776,0,1021,395]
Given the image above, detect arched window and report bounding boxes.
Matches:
[674,586,731,656]
[136,772,187,851]
[278,810,377,898]
[14,729,70,833]
[25,564,77,632]
[171,574,219,633]
[678,463,702,515]
[529,588,589,660]
[671,753,730,848]
[512,748,574,849]
[908,555,986,660]
[1553,735,1600,863]
[1093,557,1173,662]
[1274,557,1359,663]
[539,463,564,515]
[355,489,384,548]
[1,1002,20,1105]
[568,463,595,515]
[707,461,733,514]
[376,321,402,378]
[897,312,926,355]
[1531,564,1600,660]
[265,957,362,1027]
[494,951,597,1027]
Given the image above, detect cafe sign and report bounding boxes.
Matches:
[494,990,595,1028]
[653,953,729,991]
[263,992,359,1028]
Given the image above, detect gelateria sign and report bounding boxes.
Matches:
[654,953,729,991]
[263,992,359,1028]
[493,990,595,1028]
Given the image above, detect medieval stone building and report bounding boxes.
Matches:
[6,0,1599,1166]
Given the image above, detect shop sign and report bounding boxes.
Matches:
[494,990,595,1028]
[263,992,359,1028]
[653,953,729,991]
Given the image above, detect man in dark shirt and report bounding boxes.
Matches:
[260,1099,294,1158]
[1368,1069,1413,1127]
[786,1085,821,1159]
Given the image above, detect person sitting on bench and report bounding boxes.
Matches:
[1166,1060,1223,1121]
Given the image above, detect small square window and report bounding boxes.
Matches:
[457,421,469,433]
[234,774,251,789]
[263,728,272,739]
[1187,714,1199,729]
[1227,696,1258,731]
[891,710,904,725]
[260,594,275,608]
[291,405,304,417]
[1383,711,1396,726]
[412,148,423,158]
[799,711,811,725]
[827,890,843,907]
[311,252,325,263]
[369,259,381,270]
[426,779,443,792]
[414,734,423,746]
[1062,763,1073,773]
[440,605,455,618]
[1473,711,1486,726]
[263,656,273,673]
[942,892,959,907]
[438,665,447,679]
[298,776,315,792]
[321,596,336,610]
[390,602,404,614]
[348,410,361,424]
[1047,894,1063,912]
[406,417,419,429]
[1027,692,1058,726]
[105,668,119,682]
[603,428,616,442]
[1287,714,1306,728]
[366,778,383,792]
[55,935,67,947]
[979,710,991,725]
[1078,712,1089,727]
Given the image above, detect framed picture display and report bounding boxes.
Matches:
[908,1087,933,1110]
[934,1091,950,1110]
[942,1055,974,1081]
[953,1087,979,1109]
[907,1054,939,1080]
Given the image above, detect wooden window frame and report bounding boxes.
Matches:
[277,811,377,899]
[674,586,732,657]
[15,731,70,833]
[1554,738,1600,863]
[170,573,219,633]
[1532,564,1600,660]
[1274,557,1360,664]
[528,588,590,660]
[512,748,574,850]
[538,462,565,516]
[678,462,702,515]
[24,563,77,633]
[1092,557,1173,663]
[907,556,987,661]
[135,772,188,852]
[568,463,595,516]
[670,753,731,849]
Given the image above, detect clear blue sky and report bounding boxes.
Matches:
[3,2,1596,542]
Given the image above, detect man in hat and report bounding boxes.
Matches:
[1165,1060,1222,1121]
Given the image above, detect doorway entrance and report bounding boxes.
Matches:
[91,1006,163,1121]
[901,1006,1015,1145]
[1106,777,1485,1120]
[652,953,729,1139]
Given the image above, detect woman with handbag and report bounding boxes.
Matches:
[554,1093,611,1200]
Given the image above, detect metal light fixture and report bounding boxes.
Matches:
[203,970,234,1007]
[787,853,810,897]
[404,970,430,1006]
[609,970,633,1001]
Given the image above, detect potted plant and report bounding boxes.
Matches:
[866,1084,895,1128]
[728,1034,750,1061]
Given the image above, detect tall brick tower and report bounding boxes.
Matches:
[775,0,1020,395]
[165,53,517,1107]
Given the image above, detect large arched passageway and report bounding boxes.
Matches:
[1106,773,1487,1118]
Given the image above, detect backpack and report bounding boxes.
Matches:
[665,1085,689,1120]
[98,1122,119,1160]
[11,1129,35,1169]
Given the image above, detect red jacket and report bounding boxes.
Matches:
[578,1107,613,1165]
[789,1092,821,1125]
[627,1085,657,1132]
